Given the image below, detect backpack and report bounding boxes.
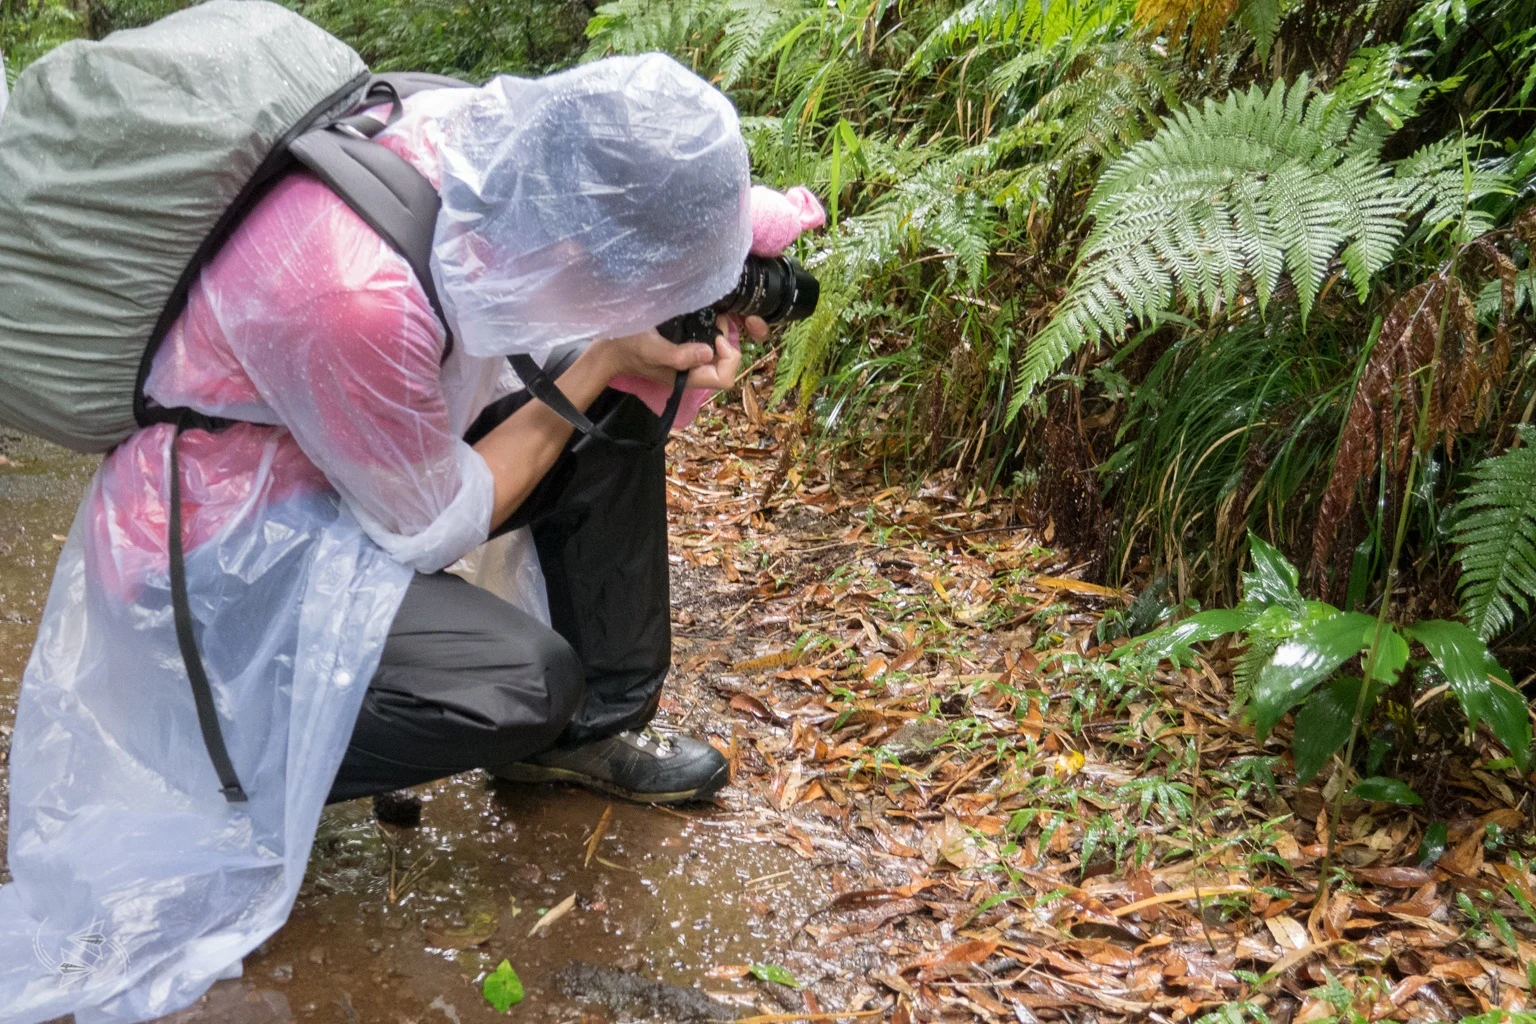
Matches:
[0,0,464,453]
[0,0,469,803]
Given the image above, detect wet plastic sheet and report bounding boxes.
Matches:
[0,1,367,451]
[450,529,553,626]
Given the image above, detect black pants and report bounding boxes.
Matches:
[326,371,671,803]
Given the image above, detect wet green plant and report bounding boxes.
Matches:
[1,0,80,77]
[1129,532,1533,782]
[1453,432,1536,638]
[1195,998,1274,1023]
[482,959,525,1013]
[585,0,1536,630]
[1013,74,1453,404]
[1,0,589,84]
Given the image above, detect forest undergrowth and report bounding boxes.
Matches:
[4,0,1536,1021]
[664,355,1536,1024]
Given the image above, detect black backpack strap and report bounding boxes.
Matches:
[168,414,248,804]
[507,353,685,450]
[332,73,471,136]
[144,74,480,804]
[289,129,455,358]
[289,73,475,360]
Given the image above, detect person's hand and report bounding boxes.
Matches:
[597,313,760,392]
[740,315,770,343]
[679,314,766,390]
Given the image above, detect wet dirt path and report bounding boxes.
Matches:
[0,428,846,1024]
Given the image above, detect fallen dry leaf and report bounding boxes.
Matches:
[528,893,577,937]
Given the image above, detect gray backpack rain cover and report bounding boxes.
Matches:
[0,0,367,452]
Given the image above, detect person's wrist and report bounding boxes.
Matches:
[586,337,623,382]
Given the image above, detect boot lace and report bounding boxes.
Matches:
[624,728,674,756]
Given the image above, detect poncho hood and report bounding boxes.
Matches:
[431,53,754,364]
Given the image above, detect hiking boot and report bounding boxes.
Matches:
[491,729,729,804]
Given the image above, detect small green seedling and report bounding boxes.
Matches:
[483,959,525,1013]
[750,963,801,988]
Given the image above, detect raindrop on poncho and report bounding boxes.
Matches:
[0,52,749,1024]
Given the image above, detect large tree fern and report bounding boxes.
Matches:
[1010,76,1412,414]
[1454,441,1536,640]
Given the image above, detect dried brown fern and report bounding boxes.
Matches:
[1134,0,1237,53]
[1307,233,1523,591]
[1459,239,1517,431]
[1309,275,1485,587]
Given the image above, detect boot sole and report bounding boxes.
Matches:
[491,761,730,805]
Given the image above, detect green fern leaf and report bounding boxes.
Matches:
[1236,0,1279,59]
[1454,443,1536,640]
[1013,75,1415,404]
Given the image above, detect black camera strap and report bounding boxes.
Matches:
[508,353,687,449]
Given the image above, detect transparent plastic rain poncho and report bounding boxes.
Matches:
[0,53,750,1024]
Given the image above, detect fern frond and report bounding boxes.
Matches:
[1236,0,1279,59]
[1013,76,1414,405]
[1396,136,1514,245]
[1231,633,1278,711]
[1134,0,1234,54]
[714,2,798,88]
[776,285,850,405]
[1454,442,1536,639]
[1021,40,1174,165]
[911,0,1133,71]
[910,0,1041,68]
[584,0,722,59]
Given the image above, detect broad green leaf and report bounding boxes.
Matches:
[1491,908,1519,953]
[750,964,801,988]
[1252,612,1376,738]
[1128,608,1253,661]
[1241,534,1304,613]
[1409,619,1531,769]
[1365,626,1409,683]
[1245,604,1306,639]
[483,960,524,1013]
[1292,676,1370,783]
[1350,776,1423,805]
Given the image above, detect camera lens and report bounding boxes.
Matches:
[724,256,820,324]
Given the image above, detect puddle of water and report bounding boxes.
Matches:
[171,781,830,1023]
[0,431,836,1022]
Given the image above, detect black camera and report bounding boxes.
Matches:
[656,255,820,346]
